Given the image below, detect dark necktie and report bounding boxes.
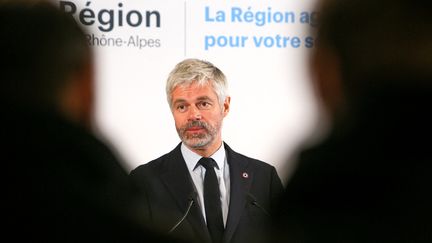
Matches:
[198,157,224,243]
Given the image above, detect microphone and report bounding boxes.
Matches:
[168,192,196,234]
[247,193,270,217]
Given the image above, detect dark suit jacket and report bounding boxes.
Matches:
[130,142,284,243]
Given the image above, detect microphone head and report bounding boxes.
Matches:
[246,192,257,203]
[188,191,198,202]
[246,193,270,216]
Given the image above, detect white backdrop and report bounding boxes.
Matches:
[57,0,322,183]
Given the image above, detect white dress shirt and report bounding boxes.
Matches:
[181,143,230,226]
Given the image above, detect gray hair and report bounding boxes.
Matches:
[166,58,228,108]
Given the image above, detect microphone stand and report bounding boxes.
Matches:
[168,196,195,233]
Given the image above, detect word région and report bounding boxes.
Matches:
[60,1,161,32]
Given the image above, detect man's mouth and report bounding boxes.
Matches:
[186,126,205,132]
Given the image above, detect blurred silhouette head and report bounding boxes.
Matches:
[310,0,432,120]
[0,0,93,126]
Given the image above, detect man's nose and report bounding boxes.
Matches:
[187,106,202,120]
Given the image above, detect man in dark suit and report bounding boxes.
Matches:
[130,58,284,243]
[272,0,432,242]
[1,1,178,242]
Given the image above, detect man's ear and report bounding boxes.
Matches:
[60,60,94,128]
[223,96,231,117]
[311,47,345,117]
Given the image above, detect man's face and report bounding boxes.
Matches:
[170,82,230,150]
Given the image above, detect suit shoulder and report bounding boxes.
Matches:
[227,146,276,171]
[239,152,272,166]
[129,150,173,176]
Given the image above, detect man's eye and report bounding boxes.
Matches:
[198,101,211,109]
[177,105,187,112]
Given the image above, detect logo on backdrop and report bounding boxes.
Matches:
[59,1,161,49]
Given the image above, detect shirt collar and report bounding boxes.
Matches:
[181,142,226,172]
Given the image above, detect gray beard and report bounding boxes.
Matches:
[177,120,219,149]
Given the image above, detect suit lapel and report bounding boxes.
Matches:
[160,143,211,242]
[223,143,253,243]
